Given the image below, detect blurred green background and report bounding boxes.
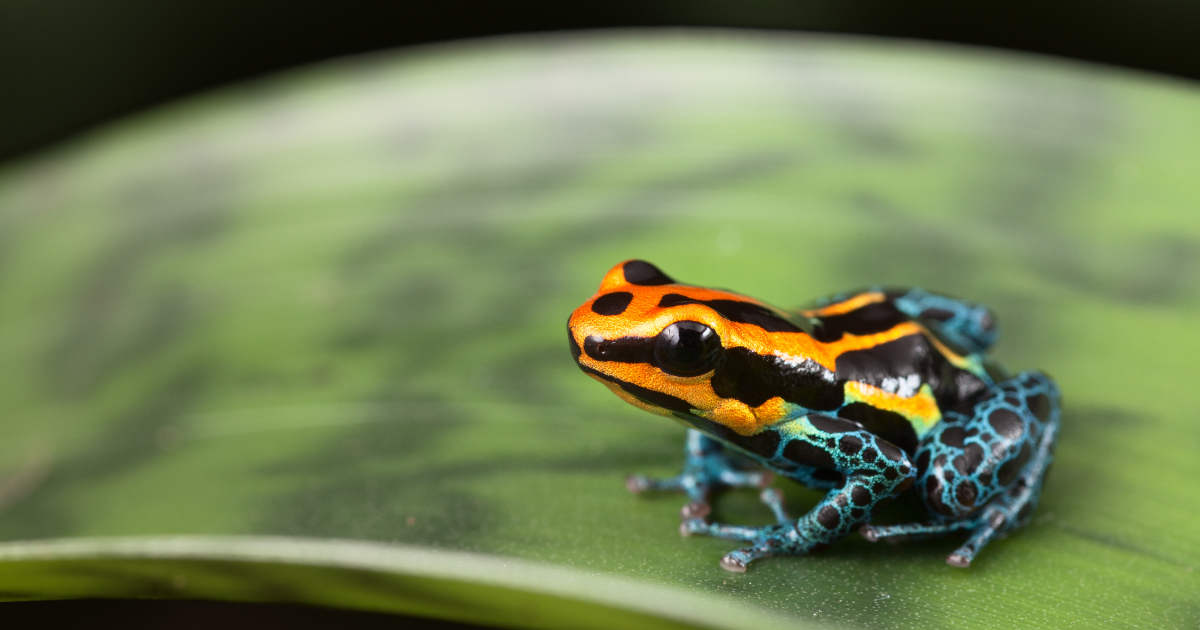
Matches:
[0,29,1198,629]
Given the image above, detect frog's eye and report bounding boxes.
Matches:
[655,321,722,377]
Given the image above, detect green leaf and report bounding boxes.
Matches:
[0,30,1196,629]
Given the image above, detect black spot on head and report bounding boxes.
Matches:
[838,403,918,454]
[839,435,863,456]
[939,426,966,449]
[623,260,674,286]
[941,468,955,482]
[871,482,885,495]
[862,448,877,463]
[1004,396,1021,407]
[850,486,872,506]
[783,439,836,470]
[897,477,914,492]
[988,409,1025,441]
[850,507,866,520]
[955,482,977,509]
[591,292,633,316]
[817,505,841,530]
[583,335,654,364]
[1027,393,1051,422]
[884,467,898,481]
[952,443,985,476]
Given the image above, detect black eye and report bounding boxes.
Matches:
[654,321,722,376]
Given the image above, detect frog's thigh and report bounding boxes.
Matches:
[916,371,1061,519]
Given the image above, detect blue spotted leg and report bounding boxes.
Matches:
[627,429,774,504]
[681,415,917,572]
[890,288,999,354]
[861,371,1061,567]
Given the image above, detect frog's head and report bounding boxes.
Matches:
[568,260,824,435]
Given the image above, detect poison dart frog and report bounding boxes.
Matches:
[568,260,1060,572]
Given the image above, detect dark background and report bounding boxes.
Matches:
[3,0,1199,166]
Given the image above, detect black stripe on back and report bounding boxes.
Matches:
[811,301,911,342]
[710,347,843,411]
[658,293,801,333]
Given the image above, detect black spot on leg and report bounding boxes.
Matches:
[622,260,674,286]
[952,443,985,476]
[812,469,844,486]
[997,442,1033,486]
[1027,393,1051,422]
[925,477,954,517]
[839,435,863,456]
[850,507,866,520]
[590,292,633,315]
[809,415,861,434]
[851,486,872,506]
[877,441,903,462]
[783,440,836,470]
[939,426,966,449]
[817,506,841,530]
[872,482,885,495]
[955,482,977,509]
[837,403,918,454]
[916,450,930,474]
[988,409,1025,441]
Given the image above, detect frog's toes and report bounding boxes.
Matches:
[720,541,779,573]
[678,501,713,537]
[946,552,972,568]
[625,474,652,494]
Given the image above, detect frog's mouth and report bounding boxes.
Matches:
[568,322,699,418]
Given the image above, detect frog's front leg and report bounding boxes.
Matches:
[682,416,917,572]
[861,371,1061,567]
[627,429,774,505]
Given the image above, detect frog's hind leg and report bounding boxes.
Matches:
[861,371,1061,567]
[627,429,773,505]
[890,288,999,354]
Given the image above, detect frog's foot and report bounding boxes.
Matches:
[681,488,802,573]
[628,429,773,504]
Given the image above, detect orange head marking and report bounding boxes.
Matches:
[567,260,825,432]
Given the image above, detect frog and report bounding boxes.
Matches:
[567,260,1061,572]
